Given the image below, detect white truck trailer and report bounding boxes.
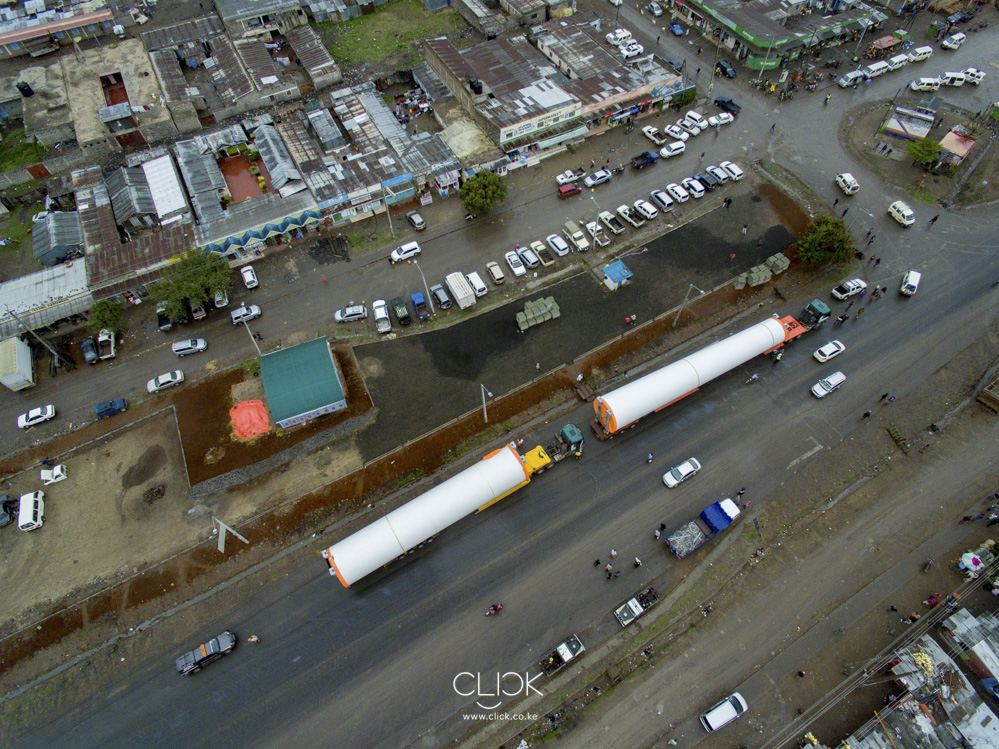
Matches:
[445,272,476,310]
[0,337,34,391]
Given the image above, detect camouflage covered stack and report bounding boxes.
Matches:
[734,252,788,289]
[516,297,560,331]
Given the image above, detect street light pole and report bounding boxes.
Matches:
[241,320,262,356]
[413,259,434,313]
[480,384,493,422]
[672,283,705,327]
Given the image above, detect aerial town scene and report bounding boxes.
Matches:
[0,0,998,745]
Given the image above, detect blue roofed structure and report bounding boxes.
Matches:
[602,259,633,291]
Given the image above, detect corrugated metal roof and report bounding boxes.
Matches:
[141,15,225,51]
[235,39,296,93]
[31,211,83,266]
[284,25,340,84]
[141,154,188,219]
[106,167,156,225]
[253,123,304,195]
[0,261,93,339]
[207,36,255,103]
[306,108,345,150]
[213,0,299,23]
[175,139,227,224]
[149,49,197,103]
[99,102,133,123]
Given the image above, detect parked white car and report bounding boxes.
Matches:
[940,32,966,50]
[17,405,55,429]
[680,177,705,199]
[663,124,689,142]
[719,161,744,181]
[663,457,702,488]
[707,112,734,127]
[373,299,392,333]
[545,234,571,257]
[659,141,685,159]
[240,265,259,289]
[666,183,690,203]
[633,199,658,220]
[505,250,527,277]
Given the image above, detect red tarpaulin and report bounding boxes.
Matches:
[230,400,270,438]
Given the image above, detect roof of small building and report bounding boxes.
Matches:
[141,154,189,219]
[106,166,156,224]
[259,337,345,425]
[603,259,633,285]
[213,0,300,23]
[0,261,92,339]
[284,25,340,84]
[253,123,303,193]
[31,211,83,264]
[175,139,228,224]
[141,15,225,51]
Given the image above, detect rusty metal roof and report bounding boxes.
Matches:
[141,15,225,51]
[284,26,340,84]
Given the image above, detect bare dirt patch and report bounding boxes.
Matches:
[174,345,372,485]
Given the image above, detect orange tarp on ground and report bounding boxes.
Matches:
[230,400,270,438]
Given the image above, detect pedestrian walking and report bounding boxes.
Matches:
[535,362,540,370]
[610,549,618,559]
[41,457,52,466]
[699,152,705,163]
[742,224,748,235]
[607,571,613,579]
[887,395,895,403]
[697,47,702,56]
[862,411,871,419]
[659,523,667,533]
[888,605,898,612]
[961,516,974,523]
[929,214,939,225]
[976,513,986,521]
[729,252,737,262]
[866,228,872,239]
[845,301,854,312]
[867,235,875,246]
[880,392,889,401]
[605,563,613,573]
[654,529,661,540]
[737,488,746,497]
[605,158,610,167]
[321,274,327,282]
[594,559,601,567]
[695,67,701,76]
[656,35,661,44]
[614,570,621,578]
[770,122,776,133]
[833,197,839,207]
[797,671,807,678]
[875,257,882,267]
[757,239,763,250]
[590,159,595,168]
[856,307,865,318]
[634,557,642,568]
[841,207,849,218]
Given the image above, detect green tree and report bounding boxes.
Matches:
[906,137,942,168]
[150,251,233,322]
[459,172,508,215]
[795,215,855,265]
[87,298,124,334]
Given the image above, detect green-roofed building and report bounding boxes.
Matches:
[259,338,346,429]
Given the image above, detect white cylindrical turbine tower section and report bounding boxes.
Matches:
[324,445,529,586]
[595,317,787,433]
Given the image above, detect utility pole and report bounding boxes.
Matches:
[672,283,705,327]
[6,308,70,365]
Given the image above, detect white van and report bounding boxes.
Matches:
[700,692,748,732]
[466,271,488,297]
[685,111,709,130]
[886,54,909,71]
[899,270,921,296]
[862,61,890,79]
[907,46,933,63]
[963,67,986,85]
[605,28,632,47]
[837,71,865,88]
[18,491,45,532]
[909,78,941,91]
[940,71,966,87]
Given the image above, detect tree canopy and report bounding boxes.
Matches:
[150,251,233,322]
[795,215,856,265]
[458,171,508,215]
[906,137,942,167]
[87,299,124,334]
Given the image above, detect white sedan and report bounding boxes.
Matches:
[505,250,527,277]
[663,457,702,488]
[147,370,185,393]
[707,112,735,127]
[240,265,259,289]
[813,341,845,363]
[17,405,55,429]
[663,124,689,142]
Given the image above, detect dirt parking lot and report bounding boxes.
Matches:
[0,410,191,626]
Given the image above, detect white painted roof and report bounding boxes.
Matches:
[141,154,187,219]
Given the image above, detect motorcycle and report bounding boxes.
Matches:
[805,82,818,91]
[486,604,503,616]
[464,212,477,221]
[923,558,934,573]
[611,166,625,175]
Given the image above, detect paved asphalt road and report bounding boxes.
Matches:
[9,6,999,749]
